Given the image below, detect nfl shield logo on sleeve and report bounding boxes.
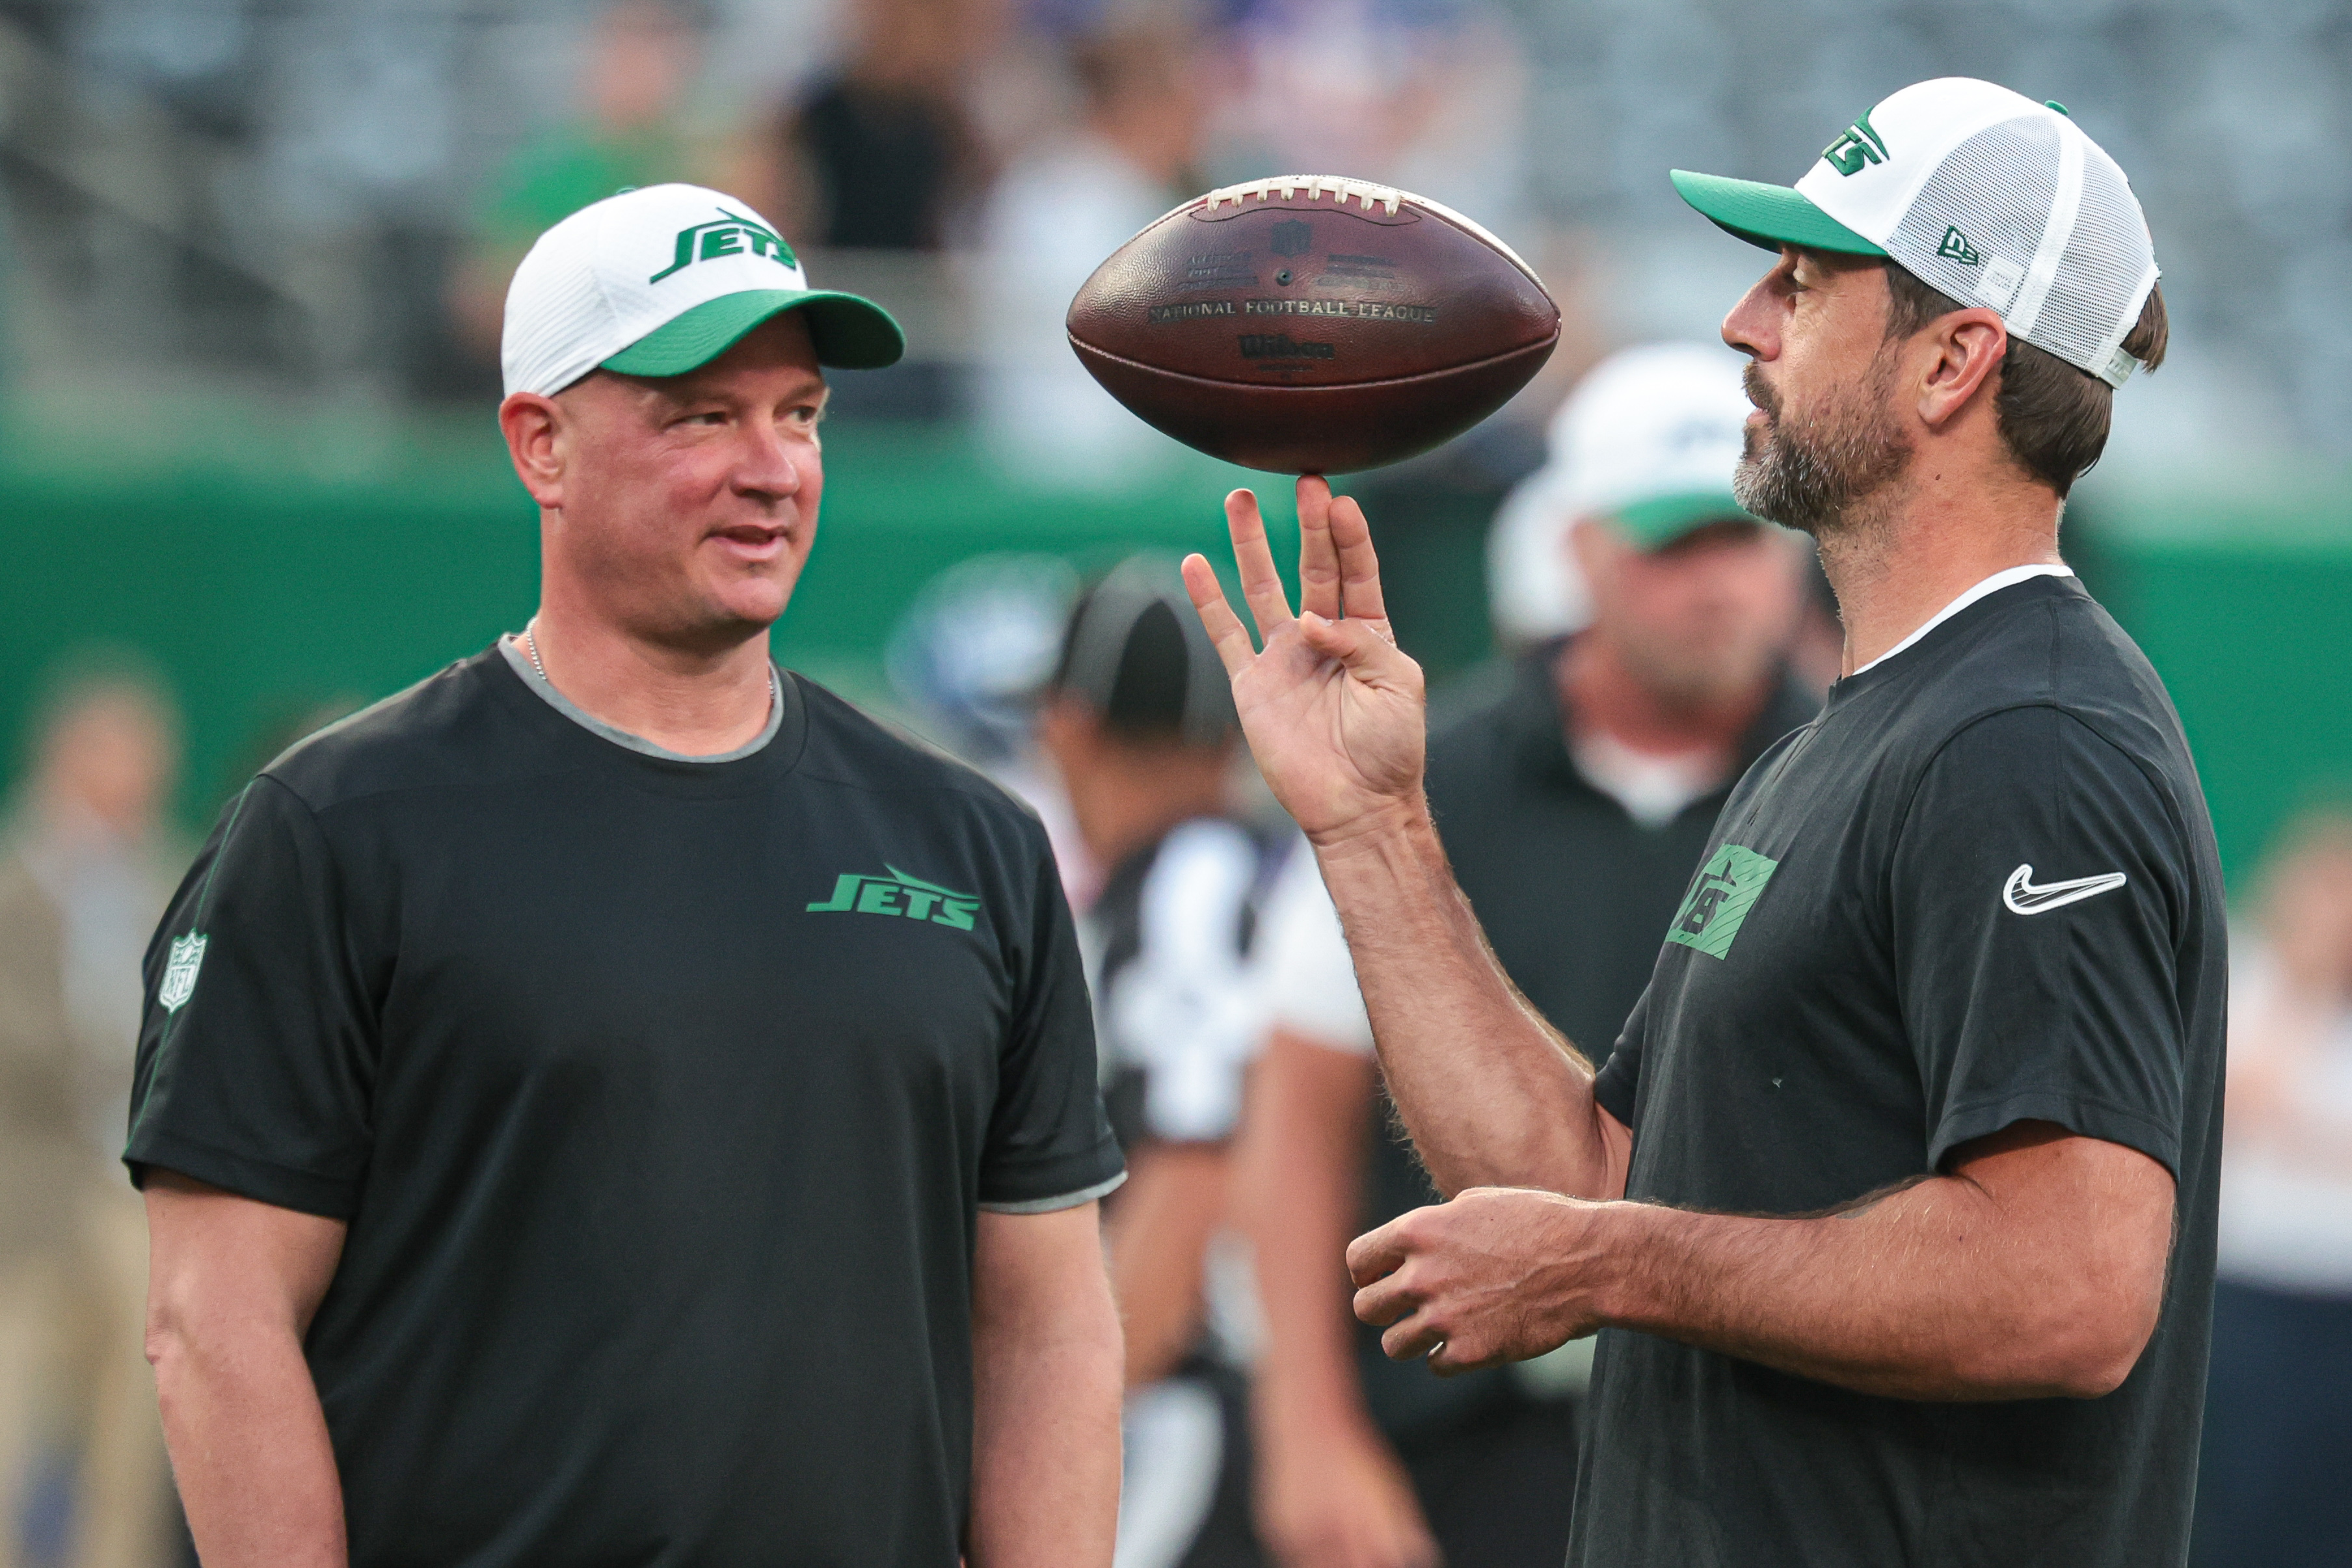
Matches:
[159,933,208,1013]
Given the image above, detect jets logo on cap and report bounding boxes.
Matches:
[1821,110,1889,176]
[648,210,797,284]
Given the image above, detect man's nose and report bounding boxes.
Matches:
[1721,261,1787,361]
[734,418,804,502]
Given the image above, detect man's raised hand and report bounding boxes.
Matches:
[1180,477,1426,846]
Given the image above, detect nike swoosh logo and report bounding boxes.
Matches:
[2003,864,2128,916]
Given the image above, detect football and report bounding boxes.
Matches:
[1065,175,1560,475]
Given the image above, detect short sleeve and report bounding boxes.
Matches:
[126,777,377,1218]
[1253,841,1374,1056]
[1891,706,2193,1175]
[1590,983,1653,1130]
[978,829,1125,1213]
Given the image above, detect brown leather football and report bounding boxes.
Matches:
[1065,175,1560,474]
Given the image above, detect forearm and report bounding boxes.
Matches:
[1315,804,1624,1199]
[1105,1143,1224,1387]
[150,1321,346,1567]
[1238,1038,1382,1445]
[970,1214,1123,1568]
[1596,1176,2143,1400]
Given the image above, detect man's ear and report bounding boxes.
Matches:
[1915,308,2007,432]
[499,392,568,509]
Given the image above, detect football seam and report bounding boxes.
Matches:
[1136,175,1549,291]
[1065,326,1561,391]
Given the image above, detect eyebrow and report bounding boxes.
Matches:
[653,375,831,410]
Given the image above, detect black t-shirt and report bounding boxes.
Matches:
[1582,575,2225,1568]
[1357,654,1816,1442]
[127,648,1123,1568]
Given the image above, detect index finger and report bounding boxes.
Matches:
[1179,554,1255,676]
[1223,487,1296,641]
[1345,1215,1412,1287]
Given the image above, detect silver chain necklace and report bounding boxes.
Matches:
[520,619,549,682]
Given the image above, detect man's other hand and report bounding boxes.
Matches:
[1346,1188,1612,1375]
[1181,478,1426,847]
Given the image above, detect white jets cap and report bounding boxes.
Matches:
[1671,79,2159,389]
[500,182,903,399]
[1488,342,1759,643]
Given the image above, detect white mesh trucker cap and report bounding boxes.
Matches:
[1670,79,2160,389]
[500,183,902,399]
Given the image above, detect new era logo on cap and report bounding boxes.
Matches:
[500,183,902,399]
[1671,79,2161,390]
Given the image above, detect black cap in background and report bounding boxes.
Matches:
[1050,557,1238,745]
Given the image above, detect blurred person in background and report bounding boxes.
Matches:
[0,658,185,1568]
[1485,364,1845,698]
[887,553,1095,904]
[1236,345,1813,1568]
[2194,806,2352,1568]
[1038,560,1272,1568]
[450,0,710,363]
[974,21,1205,488]
[743,0,986,251]
[1212,0,1528,245]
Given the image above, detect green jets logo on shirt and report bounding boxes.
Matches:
[807,866,980,931]
[648,211,797,284]
[1821,110,1888,176]
[1666,844,1780,960]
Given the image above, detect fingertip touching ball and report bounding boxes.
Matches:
[1065,176,1560,475]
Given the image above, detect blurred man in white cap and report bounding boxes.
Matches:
[129,183,1126,1568]
[1239,343,1813,1568]
[1188,79,2216,1568]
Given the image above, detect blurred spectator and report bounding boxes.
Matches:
[1236,347,1813,1568]
[886,553,1094,903]
[744,0,987,251]
[0,657,187,1568]
[449,0,709,364]
[2193,808,2352,1568]
[1485,343,1844,692]
[973,21,1205,488]
[1211,0,1529,243]
[1037,559,1270,1568]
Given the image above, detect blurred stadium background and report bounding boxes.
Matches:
[3,0,2349,866]
[3,0,2351,1561]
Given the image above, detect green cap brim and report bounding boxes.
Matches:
[1668,170,1886,258]
[1610,490,1759,550]
[601,288,905,377]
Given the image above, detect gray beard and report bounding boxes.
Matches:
[1731,359,1910,538]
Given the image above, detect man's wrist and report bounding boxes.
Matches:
[1583,1199,1673,1334]
[1305,791,1434,863]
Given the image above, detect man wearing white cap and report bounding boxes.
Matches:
[1240,344,1812,1568]
[128,184,1127,1567]
[1185,80,2218,1567]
